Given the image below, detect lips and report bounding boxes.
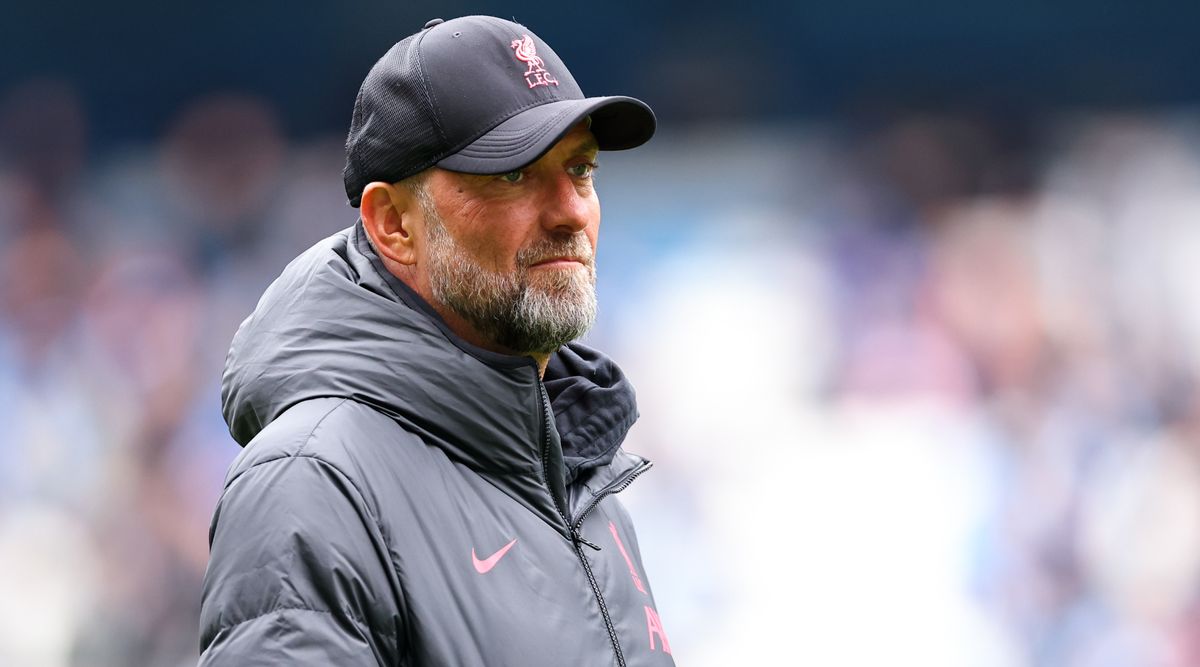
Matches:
[530,256,588,268]
[517,237,594,270]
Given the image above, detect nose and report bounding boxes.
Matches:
[537,172,596,235]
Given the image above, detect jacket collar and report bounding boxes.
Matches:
[221,222,639,486]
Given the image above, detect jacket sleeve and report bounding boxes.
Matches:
[199,454,405,666]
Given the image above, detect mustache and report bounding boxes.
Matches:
[516,236,595,268]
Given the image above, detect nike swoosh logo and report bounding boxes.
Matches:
[472,538,517,574]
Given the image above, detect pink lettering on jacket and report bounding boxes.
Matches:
[644,605,671,654]
[608,521,647,594]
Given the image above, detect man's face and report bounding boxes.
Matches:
[415,124,602,355]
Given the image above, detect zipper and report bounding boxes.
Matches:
[573,526,626,667]
[570,459,652,532]
[537,378,633,667]
[569,458,651,667]
[536,379,567,523]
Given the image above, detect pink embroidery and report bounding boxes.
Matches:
[645,606,672,654]
[510,35,559,89]
[609,521,647,594]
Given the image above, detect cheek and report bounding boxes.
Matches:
[448,196,488,225]
[441,207,516,268]
[586,200,601,246]
[465,226,524,270]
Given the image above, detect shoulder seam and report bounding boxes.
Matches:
[220,399,389,544]
[209,604,398,640]
[221,604,336,632]
[225,398,350,488]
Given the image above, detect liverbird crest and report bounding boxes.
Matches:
[509,35,559,89]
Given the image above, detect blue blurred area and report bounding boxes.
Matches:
[5,4,1200,666]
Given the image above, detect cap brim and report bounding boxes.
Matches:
[436,96,655,174]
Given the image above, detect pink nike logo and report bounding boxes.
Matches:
[472,538,517,574]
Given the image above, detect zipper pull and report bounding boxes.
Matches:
[572,528,602,551]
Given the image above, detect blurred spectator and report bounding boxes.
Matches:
[159,94,285,272]
[0,80,87,208]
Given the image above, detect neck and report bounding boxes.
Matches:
[386,259,552,377]
[430,300,553,377]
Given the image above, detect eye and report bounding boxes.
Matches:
[499,170,524,183]
[567,162,597,179]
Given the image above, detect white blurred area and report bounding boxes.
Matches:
[5,80,1200,665]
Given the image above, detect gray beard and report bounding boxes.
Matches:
[423,205,597,355]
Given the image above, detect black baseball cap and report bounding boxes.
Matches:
[343,15,656,207]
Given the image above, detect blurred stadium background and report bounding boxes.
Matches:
[4,2,1200,665]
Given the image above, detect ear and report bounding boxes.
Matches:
[360,181,421,265]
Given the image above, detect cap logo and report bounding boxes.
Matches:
[510,35,559,89]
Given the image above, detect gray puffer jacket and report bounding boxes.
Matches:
[199,222,674,666]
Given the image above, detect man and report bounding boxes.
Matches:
[198,15,674,667]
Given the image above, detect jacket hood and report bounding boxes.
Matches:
[221,223,638,481]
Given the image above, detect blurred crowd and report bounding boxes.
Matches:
[3,76,1200,666]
